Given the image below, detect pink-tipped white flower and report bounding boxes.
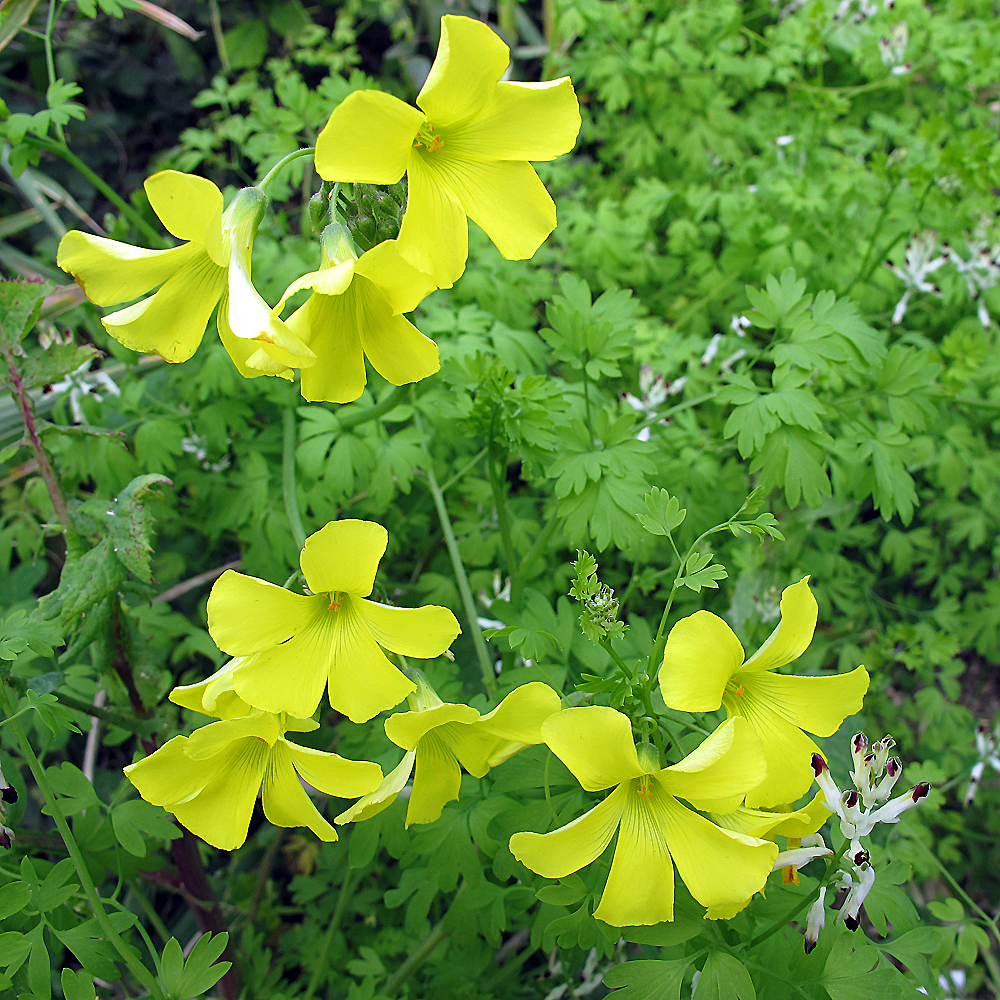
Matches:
[843,861,877,931]
[965,722,1000,806]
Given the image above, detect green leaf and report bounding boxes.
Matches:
[0,610,61,660]
[106,473,171,583]
[26,921,50,999]
[638,487,687,536]
[43,762,101,818]
[0,881,32,920]
[60,968,97,1000]
[536,880,586,906]
[53,913,134,982]
[926,897,963,923]
[19,342,101,392]
[160,932,231,999]
[694,951,755,999]
[0,931,30,973]
[38,536,126,631]
[222,19,268,69]
[32,857,79,912]
[820,936,902,1000]
[110,798,181,857]
[604,958,693,1000]
[678,551,728,592]
[745,268,811,330]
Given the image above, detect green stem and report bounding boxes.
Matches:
[383,914,451,998]
[256,148,316,193]
[282,406,307,550]
[54,693,153,735]
[488,443,519,601]
[43,0,65,144]
[600,638,631,675]
[424,457,496,697]
[25,136,164,246]
[648,583,681,676]
[511,511,560,607]
[127,878,171,945]
[845,176,900,294]
[438,446,487,494]
[207,0,230,72]
[338,383,409,431]
[302,867,356,1000]
[0,685,164,999]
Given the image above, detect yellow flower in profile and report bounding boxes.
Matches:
[124,712,382,850]
[272,224,439,403]
[314,14,581,288]
[207,519,461,724]
[336,678,560,828]
[509,708,778,926]
[659,577,869,809]
[56,172,315,378]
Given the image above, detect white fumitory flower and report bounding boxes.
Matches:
[941,219,1000,330]
[964,722,1000,806]
[885,230,946,325]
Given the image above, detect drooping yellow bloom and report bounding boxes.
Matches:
[510,708,778,926]
[659,577,869,808]
[336,678,560,828]
[124,712,382,850]
[207,519,461,723]
[273,225,439,403]
[57,172,315,378]
[314,15,581,288]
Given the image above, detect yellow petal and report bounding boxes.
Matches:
[144,170,225,263]
[169,658,252,720]
[509,782,627,878]
[284,740,383,798]
[710,804,811,840]
[658,794,777,910]
[353,240,437,315]
[728,691,824,809]
[274,259,355,316]
[127,735,269,851]
[262,740,338,841]
[741,665,870,736]
[768,792,832,838]
[57,231,197,306]
[384,703,480,751]
[286,290,368,404]
[426,155,556,261]
[184,713,281,760]
[594,786,675,926]
[335,751,415,824]
[705,898,753,921]
[406,730,461,827]
[356,598,460,658]
[357,296,441,388]
[656,716,766,814]
[659,610,744,712]
[222,249,316,369]
[207,570,320,654]
[315,90,423,184]
[101,250,226,362]
[447,79,581,162]
[299,519,387,597]
[124,736,207,805]
[740,576,818,674]
[324,611,416,723]
[441,684,558,777]
[217,296,294,381]
[416,15,509,127]
[542,706,645,792]
[475,683,562,743]
[396,153,468,289]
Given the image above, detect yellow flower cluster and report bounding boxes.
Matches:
[55,15,581,403]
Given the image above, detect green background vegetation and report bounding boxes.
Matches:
[1,0,999,997]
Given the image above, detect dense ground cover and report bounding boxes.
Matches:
[1,0,999,997]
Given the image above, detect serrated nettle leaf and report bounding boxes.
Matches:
[0,280,45,352]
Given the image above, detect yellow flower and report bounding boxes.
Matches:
[124,712,381,850]
[658,577,870,808]
[273,225,439,403]
[509,707,778,926]
[206,519,461,723]
[314,14,581,288]
[336,678,560,828]
[56,171,315,378]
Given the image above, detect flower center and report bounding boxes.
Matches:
[413,121,444,153]
[326,591,345,612]
[724,675,745,698]
[636,775,653,798]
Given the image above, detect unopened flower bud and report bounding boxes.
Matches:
[870,757,903,805]
[805,886,827,953]
[812,753,844,813]
[0,825,12,850]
